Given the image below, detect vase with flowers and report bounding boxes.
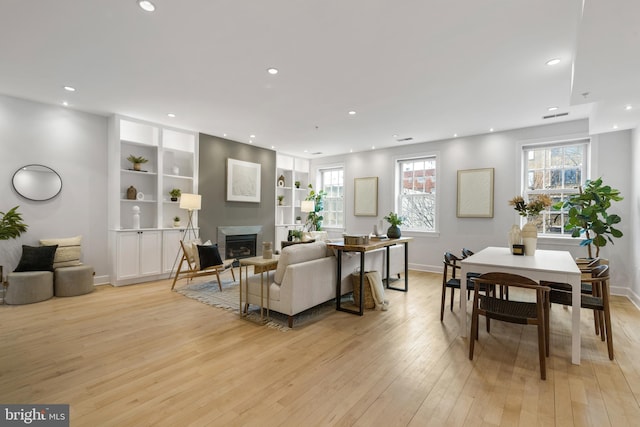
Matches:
[384,212,405,238]
[508,195,552,255]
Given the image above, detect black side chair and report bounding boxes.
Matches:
[544,264,613,360]
[441,252,462,321]
[469,272,550,380]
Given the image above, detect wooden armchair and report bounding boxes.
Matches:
[171,240,236,291]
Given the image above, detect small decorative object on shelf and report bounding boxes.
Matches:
[384,211,404,238]
[295,216,301,224]
[173,216,181,228]
[277,175,286,187]
[172,165,179,175]
[127,185,137,200]
[295,180,301,189]
[127,155,148,172]
[169,188,181,202]
[277,195,284,206]
[132,205,141,229]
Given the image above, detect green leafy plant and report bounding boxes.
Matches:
[384,212,405,226]
[290,230,303,239]
[127,155,148,164]
[0,206,28,240]
[169,188,182,198]
[173,216,180,222]
[305,184,327,231]
[554,177,623,258]
[295,181,301,188]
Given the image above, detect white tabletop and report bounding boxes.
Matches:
[461,246,581,275]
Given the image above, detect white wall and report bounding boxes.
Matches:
[0,95,109,283]
[311,119,634,294]
[631,127,640,307]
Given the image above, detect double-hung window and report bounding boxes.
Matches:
[396,156,437,232]
[522,139,589,235]
[319,167,344,228]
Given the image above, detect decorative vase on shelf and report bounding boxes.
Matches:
[387,225,401,239]
[508,224,522,253]
[521,218,538,256]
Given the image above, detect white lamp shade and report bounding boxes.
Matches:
[301,200,315,213]
[179,193,202,210]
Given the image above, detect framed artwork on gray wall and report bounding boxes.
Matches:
[226,158,261,202]
[456,168,494,218]
[354,176,378,216]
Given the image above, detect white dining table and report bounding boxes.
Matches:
[460,246,583,365]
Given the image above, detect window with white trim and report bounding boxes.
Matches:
[522,139,589,235]
[396,156,436,231]
[319,167,344,228]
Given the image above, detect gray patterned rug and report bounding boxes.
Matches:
[174,279,337,331]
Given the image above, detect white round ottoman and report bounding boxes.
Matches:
[5,271,54,305]
[54,265,95,297]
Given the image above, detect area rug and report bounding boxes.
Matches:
[175,279,337,331]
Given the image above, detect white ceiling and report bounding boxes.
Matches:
[1,0,638,158]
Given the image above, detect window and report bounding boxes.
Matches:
[522,139,589,235]
[319,167,344,228]
[396,156,437,231]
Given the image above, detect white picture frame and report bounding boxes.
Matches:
[354,176,378,216]
[226,158,261,203]
[457,168,494,218]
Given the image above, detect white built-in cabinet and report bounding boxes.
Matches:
[108,115,198,286]
[275,154,310,248]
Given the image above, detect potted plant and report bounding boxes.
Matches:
[305,184,327,231]
[127,155,148,171]
[0,206,28,240]
[554,177,623,258]
[290,230,303,242]
[295,216,302,224]
[173,216,181,227]
[277,195,284,206]
[295,180,301,189]
[169,188,181,202]
[384,211,405,238]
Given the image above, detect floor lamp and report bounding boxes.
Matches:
[169,193,202,280]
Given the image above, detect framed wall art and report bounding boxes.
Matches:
[456,168,494,218]
[354,176,378,216]
[226,158,261,203]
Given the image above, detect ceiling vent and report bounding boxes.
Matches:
[396,137,414,142]
[311,152,323,155]
[542,112,569,119]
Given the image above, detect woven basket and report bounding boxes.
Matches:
[351,272,375,309]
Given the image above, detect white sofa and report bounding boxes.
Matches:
[244,240,404,327]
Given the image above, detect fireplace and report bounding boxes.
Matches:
[217,225,264,261]
[225,234,256,260]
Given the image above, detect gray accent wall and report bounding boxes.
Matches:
[198,134,276,248]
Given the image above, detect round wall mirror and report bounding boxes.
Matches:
[12,164,63,201]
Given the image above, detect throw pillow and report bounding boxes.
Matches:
[40,235,82,268]
[197,244,223,270]
[14,245,59,272]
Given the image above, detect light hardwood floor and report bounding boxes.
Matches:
[1,271,639,426]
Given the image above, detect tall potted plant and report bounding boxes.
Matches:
[0,206,28,240]
[555,177,623,258]
[305,184,326,231]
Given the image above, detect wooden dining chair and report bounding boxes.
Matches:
[469,272,550,380]
[544,264,613,360]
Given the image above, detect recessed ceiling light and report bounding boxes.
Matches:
[223,133,227,137]
[63,86,76,92]
[392,134,398,138]
[371,146,375,150]
[613,124,618,129]
[267,68,278,75]
[250,134,256,138]
[489,128,494,132]
[138,1,155,12]
[167,113,176,118]
[625,105,632,110]
[348,110,356,115]
[546,58,561,66]
[548,106,558,111]
[62,101,68,106]
[350,149,353,153]
[453,133,457,137]
[271,145,275,149]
